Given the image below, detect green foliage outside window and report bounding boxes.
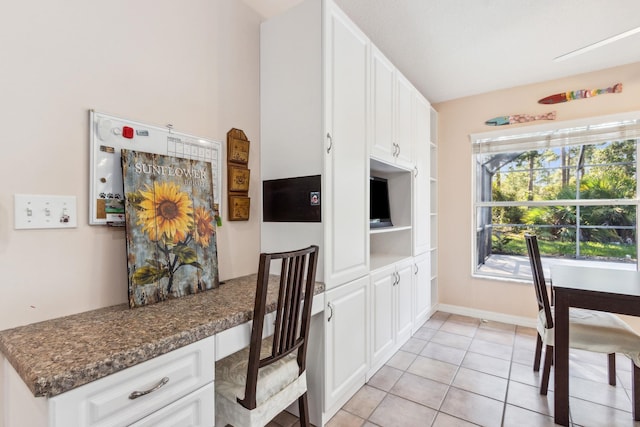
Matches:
[485,139,637,262]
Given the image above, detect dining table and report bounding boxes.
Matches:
[550,264,640,426]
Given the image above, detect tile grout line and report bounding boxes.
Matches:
[498,323,517,427]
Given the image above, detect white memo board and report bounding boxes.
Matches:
[89,110,222,225]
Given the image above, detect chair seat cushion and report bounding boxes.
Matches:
[538,307,640,366]
[215,338,301,407]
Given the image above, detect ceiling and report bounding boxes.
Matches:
[242,0,640,103]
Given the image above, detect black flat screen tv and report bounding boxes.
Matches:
[370,176,393,228]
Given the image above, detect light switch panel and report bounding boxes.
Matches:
[14,194,78,230]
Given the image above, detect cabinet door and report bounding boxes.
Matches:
[370,45,395,161]
[394,73,414,169]
[325,276,368,411]
[323,0,369,288]
[413,93,431,255]
[369,265,395,373]
[129,383,213,427]
[395,258,414,345]
[413,252,431,331]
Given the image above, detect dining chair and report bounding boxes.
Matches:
[524,234,640,395]
[215,245,319,427]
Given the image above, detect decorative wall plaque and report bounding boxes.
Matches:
[227,128,251,221]
[229,195,251,221]
[227,128,250,164]
[228,165,251,193]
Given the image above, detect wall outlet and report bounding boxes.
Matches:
[14,194,78,230]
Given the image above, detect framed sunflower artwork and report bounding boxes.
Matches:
[121,149,219,308]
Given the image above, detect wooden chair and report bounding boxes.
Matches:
[215,245,319,427]
[524,234,640,395]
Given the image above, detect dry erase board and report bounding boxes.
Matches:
[89,110,222,225]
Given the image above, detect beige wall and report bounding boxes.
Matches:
[434,62,640,322]
[0,0,262,330]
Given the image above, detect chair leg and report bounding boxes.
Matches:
[540,345,553,395]
[608,353,616,386]
[298,392,310,427]
[633,361,640,421]
[533,334,542,372]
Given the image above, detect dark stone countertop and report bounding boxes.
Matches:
[0,274,324,398]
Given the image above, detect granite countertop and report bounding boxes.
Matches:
[0,274,324,398]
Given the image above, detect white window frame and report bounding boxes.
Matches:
[470,111,640,282]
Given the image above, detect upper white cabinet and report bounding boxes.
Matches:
[260,0,369,289]
[323,0,370,288]
[395,74,414,167]
[413,92,431,256]
[370,46,395,164]
[370,45,414,169]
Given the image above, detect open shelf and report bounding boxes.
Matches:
[369,157,413,270]
[370,225,412,234]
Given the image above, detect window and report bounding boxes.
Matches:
[471,112,640,281]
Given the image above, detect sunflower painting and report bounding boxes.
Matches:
[121,149,219,308]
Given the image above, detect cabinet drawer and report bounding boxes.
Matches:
[49,336,214,427]
[129,382,214,427]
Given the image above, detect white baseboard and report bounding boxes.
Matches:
[434,303,537,329]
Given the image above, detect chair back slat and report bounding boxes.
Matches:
[524,234,554,329]
[238,245,319,410]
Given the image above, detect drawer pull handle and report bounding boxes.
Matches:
[129,377,169,400]
[327,302,334,322]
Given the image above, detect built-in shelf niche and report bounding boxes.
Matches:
[369,158,413,270]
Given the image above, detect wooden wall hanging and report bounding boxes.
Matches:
[538,83,622,104]
[485,111,556,126]
[227,128,251,220]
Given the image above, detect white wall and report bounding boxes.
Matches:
[0,0,262,330]
[435,62,640,322]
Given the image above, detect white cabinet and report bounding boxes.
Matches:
[370,45,414,169]
[395,73,414,168]
[129,383,213,427]
[3,337,215,427]
[413,93,431,256]
[324,276,369,417]
[323,0,370,288]
[368,257,413,376]
[413,252,431,331]
[260,0,369,290]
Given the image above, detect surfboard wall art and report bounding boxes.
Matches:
[485,111,556,126]
[538,83,622,104]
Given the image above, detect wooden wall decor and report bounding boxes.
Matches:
[227,128,251,220]
[538,83,622,104]
[228,165,250,193]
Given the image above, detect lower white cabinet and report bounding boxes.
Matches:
[369,257,413,376]
[129,383,214,427]
[413,252,432,332]
[2,336,215,427]
[324,276,369,417]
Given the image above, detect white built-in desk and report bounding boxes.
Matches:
[0,274,325,427]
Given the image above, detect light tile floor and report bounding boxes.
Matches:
[267,311,640,427]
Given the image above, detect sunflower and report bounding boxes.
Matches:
[193,206,215,247]
[136,182,193,241]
